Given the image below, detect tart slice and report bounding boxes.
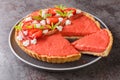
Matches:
[61,12,101,37]
[72,29,113,57]
[15,32,81,63]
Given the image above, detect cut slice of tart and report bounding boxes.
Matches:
[15,31,81,63]
[61,12,101,37]
[72,29,113,57]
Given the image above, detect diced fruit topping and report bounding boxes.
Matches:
[48,8,61,16]
[30,10,42,20]
[28,28,42,38]
[30,10,40,17]
[28,29,39,35]
[46,17,59,24]
[31,30,43,38]
[22,20,34,30]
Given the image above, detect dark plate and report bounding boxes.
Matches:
[9,13,108,71]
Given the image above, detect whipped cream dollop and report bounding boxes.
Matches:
[23,40,30,46]
[65,20,71,25]
[43,29,49,34]
[31,38,37,44]
[56,26,63,31]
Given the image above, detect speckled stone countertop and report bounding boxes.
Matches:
[0,0,120,80]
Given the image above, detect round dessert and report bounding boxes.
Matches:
[14,4,113,63]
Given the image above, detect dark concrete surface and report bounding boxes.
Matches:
[0,0,120,80]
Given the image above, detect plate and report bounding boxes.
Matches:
[9,13,108,71]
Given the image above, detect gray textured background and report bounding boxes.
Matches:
[0,0,120,80]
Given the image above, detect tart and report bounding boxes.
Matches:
[72,29,113,57]
[14,4,113,63]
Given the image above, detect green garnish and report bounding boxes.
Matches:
[55,4,66,10]
[15,22,22,30]
[26,26,33,29]
[47,25,52,29]
[51,23,56,30]
[43,13,52,19]
[47,22,60,30]
[39,26,45,29]
[32,10,52,20]
[56,10,73,17]
[39,10,52,19]
[32,16,42,20]
[34,24,38,28]
[15,25,22,30]
[39,10,42,16]
[34,24,44,29]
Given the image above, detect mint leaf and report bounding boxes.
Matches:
[32,16,42,20]
[55,4,66,10]
[47,25,52,29]
[26,26,32,29]
[34,24,44,29]
[40,10,52,19]
[56,10,73,17]
[39,10,42,16]
[39,26,44,29]
[43,13,52,19]
[15,25,22,30]
[50,23,56,30]
[15,22,22,30]
[55,22,60,26]
[50,22,61,30]
[56,10,64,16]
[67,10,73,15]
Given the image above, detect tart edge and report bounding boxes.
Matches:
[15,30,81,63]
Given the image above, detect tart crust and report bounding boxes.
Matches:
[15,30,81,63]
[14,8,113,64]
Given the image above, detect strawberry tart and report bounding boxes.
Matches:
[14,4,113,63]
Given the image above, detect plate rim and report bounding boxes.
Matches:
[8,12,109,71]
